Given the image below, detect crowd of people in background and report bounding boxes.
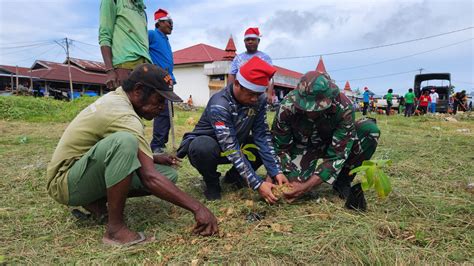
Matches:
[358,87,471,116]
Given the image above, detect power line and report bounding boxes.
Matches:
[0,39,57,45]
[15,45,62,64]
[71,43,102,61]
[329,38,473,72]
[343,69,421,82]
[0,41,56,49]
[273,26,473,60]
[0,42,57,56]
[71,39,99,47]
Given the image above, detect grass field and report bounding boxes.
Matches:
[1,96,473,264]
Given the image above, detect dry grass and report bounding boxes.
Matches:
[0,106,473,264]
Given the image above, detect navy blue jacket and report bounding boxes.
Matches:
[180,85,282,190]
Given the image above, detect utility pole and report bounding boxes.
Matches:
[29,68,33,91]
[418,68,424,74]
[15,65,19,92]
[56,38,74,100]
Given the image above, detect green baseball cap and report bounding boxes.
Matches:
[294,71,340,112]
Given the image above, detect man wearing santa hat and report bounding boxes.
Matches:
[228,27,275,104]
[177,57,289,202]
[99,0,151,90]
[149,8,176,155]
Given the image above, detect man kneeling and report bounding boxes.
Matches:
[46,64,218,246]
[177,57,288,203]
[272,71,380,202]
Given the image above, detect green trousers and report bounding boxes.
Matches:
[67,132,177,206]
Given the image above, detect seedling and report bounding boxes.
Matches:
[349,160,392,198]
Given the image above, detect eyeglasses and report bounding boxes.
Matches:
[160,19,173,25]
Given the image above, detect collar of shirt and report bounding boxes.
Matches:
[155,28,169,40]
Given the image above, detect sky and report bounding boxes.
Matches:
[0,0,472,95]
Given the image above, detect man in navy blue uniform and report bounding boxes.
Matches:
[149,8,176,154]
[177,57,288,202]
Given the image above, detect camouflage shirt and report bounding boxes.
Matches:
[181,84,282,190]
[271,90,356,184]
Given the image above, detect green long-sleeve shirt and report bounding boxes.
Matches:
[98,0,151,66]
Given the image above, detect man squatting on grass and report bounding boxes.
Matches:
[177,56,289,202]
[271,70,381,201]
[46,64,218,246]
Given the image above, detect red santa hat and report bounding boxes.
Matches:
[236,56,276,93]
[154,9,171,23]
[244,27,261,40]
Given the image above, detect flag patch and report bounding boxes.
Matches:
[215,121,226,129]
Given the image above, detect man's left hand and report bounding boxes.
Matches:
[283,181,312,203]
[154,154,181,166]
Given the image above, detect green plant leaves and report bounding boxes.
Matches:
[377,170,392,198]
[220,144,260,161]
[349,160,393,199]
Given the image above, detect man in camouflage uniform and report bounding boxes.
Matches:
[272,71,380,201]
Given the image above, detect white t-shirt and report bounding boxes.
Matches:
[430,92,439,103]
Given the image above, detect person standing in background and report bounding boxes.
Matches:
[385,88,393,116]
[99,0,151,90]
[429,89,439,113]
[404,88,416,117]
[362,87,370,115]
[148,8,176,154]
[418,90,431,115]
[228,27,274,104]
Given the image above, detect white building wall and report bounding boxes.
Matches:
[173,64,210,107]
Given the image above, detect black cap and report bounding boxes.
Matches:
[128,63,182,102]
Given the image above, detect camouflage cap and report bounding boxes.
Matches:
[294,71,340,112]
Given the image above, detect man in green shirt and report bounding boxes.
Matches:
[47,64,218,246]
[99,0,151,89]
[404,88,416,117]
[385,88,393,116]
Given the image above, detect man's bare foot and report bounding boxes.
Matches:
[104,224,141,244]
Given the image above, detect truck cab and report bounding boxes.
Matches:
[414,73,452,113]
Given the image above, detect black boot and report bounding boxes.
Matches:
[333,183,351,200]
[223,168,246,189]
[204,183,222,201]
[345,183,367,211]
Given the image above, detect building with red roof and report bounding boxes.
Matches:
[1,39,302,104]
[0,58,108,98]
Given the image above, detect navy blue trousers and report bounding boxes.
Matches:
[151,101,171,151]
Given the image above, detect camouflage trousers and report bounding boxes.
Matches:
[284,118,380,184]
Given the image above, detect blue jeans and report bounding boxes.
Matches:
[429,102,437,113]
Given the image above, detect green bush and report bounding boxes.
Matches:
[0,96,97,122]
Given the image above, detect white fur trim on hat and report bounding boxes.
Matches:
[155,16,171,23]
[236,71,266,93]
[244,34,260,39]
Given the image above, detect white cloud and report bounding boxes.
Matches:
[0,0,472,93]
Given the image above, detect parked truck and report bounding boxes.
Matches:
[414,73,452,113]
[375,94,400,111]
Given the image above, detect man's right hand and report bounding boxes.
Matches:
[105,69,119,89]
[258,181,278,204]
[192,206,219,236]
